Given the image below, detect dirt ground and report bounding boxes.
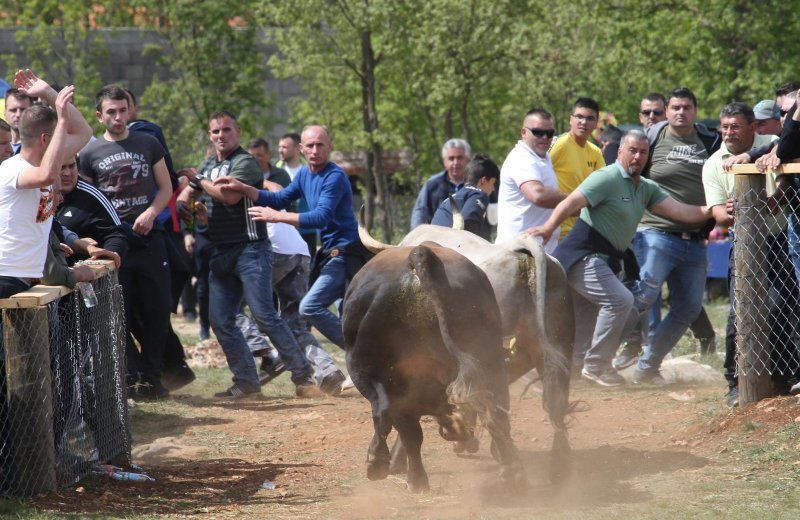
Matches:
[28,330,800,519]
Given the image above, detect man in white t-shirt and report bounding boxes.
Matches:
[496,108,566,252]
[0,70,92,299]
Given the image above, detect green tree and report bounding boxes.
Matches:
[261,0,416,240]
[0,1,108,131]
[126,0,272,169]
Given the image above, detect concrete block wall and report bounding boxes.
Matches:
[0,27,303,141]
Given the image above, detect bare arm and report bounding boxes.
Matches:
[650,196,712,223]
[710,200,733,227]
[248,207,300,226]
[213,176,260,202]
[14,70,92,158]
[132,158,172,235]
[524,189,589,243]
[519,180,566,209]
[17,86,73,189]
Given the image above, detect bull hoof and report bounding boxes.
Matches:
[499,463,527,491]
[406,475,430,493]
[490,439,501,462]
[366,459,390,481]
[389,458,407,475]
[453,436,480,454]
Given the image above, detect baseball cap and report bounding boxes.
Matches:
[753,99,780,120]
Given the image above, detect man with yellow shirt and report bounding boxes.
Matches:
[550,97,605,238]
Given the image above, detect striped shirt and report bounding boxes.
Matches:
[199,147,266,245]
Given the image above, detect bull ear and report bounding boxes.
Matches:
[449,195,464,230]
[358,205,393,253]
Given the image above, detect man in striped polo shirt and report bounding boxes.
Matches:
[182,110,321,399]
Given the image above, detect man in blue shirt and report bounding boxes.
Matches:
[216,125,369,349]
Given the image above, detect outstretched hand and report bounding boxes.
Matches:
[522,226,552,244]
[248,206,282,223]
[14,69,53,100]
[214,176,246,192]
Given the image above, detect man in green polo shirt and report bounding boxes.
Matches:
[529,130,713,387]
[703,101,793,407]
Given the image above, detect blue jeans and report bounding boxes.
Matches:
[300,255,347,348]
[209,241,313,391]
[239,253,341,382]
[634,229,707,373]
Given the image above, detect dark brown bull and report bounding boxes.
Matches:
[359,209,574,483]
[342,243,525,492]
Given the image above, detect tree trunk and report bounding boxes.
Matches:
[359,28,392,241]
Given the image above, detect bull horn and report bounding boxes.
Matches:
[449,195,464,230]
[358,205,393,253]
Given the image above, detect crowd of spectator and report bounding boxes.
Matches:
[3,68,800,419]
[411,81,800,407]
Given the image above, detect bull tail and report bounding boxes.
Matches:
[515,238,574,481]
[407,245,495,421]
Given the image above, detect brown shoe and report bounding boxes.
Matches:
[295,383,325,398]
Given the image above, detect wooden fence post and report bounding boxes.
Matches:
[731,167,773,404]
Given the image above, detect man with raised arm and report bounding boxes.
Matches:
[0,70,92,298]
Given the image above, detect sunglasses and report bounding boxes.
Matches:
[641,109,664,116]
[524,127,555,138]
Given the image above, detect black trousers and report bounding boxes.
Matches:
[119,230,172,383]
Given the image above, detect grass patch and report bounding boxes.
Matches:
[741,420,761,433]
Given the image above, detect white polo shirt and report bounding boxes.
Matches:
[496,140,560,252]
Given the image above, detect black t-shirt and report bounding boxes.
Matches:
[78,132,166,225]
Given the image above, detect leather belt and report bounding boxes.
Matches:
[666,231,703,241]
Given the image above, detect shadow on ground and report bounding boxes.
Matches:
[31,458,324,516]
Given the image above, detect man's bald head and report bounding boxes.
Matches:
[301,125,333,172]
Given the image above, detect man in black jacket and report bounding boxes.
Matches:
[57,157,128,262]
[410,139,471,229]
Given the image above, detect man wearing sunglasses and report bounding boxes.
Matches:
[551,98,605,239]
[639,93,667,129]
[496,108,564,252]
[627,87,721,386]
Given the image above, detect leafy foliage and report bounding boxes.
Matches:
[4,0,800,233]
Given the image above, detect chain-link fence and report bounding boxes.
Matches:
[731,171,800,401]
[0,265,129,497]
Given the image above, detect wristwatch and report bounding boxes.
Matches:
[189,174,206,191]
